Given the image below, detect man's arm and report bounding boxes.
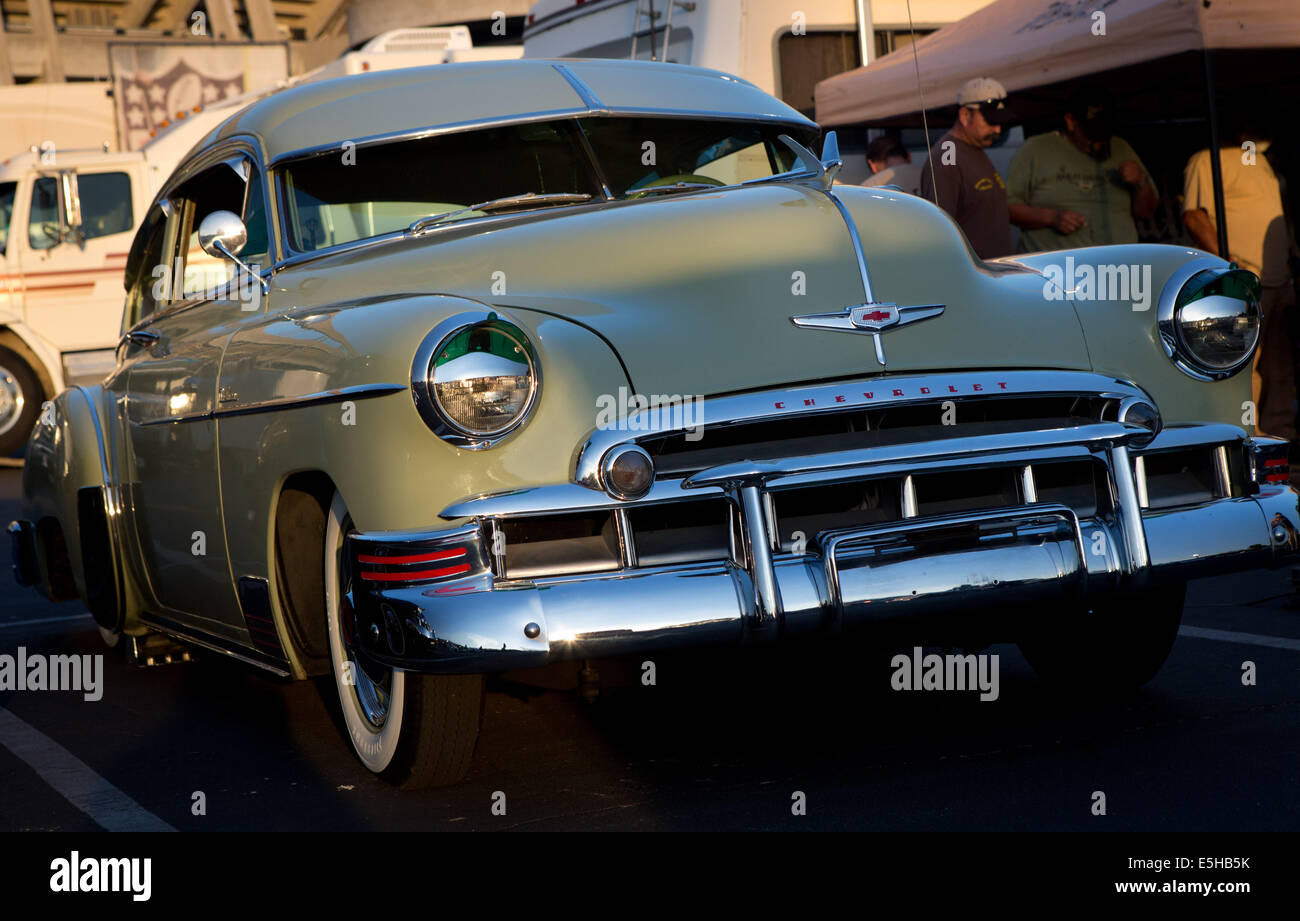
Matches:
[1006,140,1087,233]
[1126,169,1159,219]
[1181,149,1217,253]
[1009,203,1087,233]
[1183,208,1219,255]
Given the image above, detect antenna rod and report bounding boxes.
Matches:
[905,0,939,210]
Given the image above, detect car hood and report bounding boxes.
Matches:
[278,183,1093,397]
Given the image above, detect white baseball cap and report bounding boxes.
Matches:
[957,77,1014,123]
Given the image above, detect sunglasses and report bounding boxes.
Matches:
[964,100,1011,124]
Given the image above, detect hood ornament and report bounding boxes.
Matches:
[779,130,944,366]
[791,302,945,366]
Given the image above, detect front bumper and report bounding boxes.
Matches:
[344,430,1300,675]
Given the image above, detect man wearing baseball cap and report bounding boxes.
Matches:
[920,77,1015,258]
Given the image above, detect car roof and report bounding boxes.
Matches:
[202,58,818,165]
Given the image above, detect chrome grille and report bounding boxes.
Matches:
[448,372,1249,584]
[643,394,1109,480]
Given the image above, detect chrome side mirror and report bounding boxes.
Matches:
[198,210,247,259]
[196,210,268,294]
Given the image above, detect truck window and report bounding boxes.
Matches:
[28,177,61,250]
[77,172,134,240]
[0,182,15,254]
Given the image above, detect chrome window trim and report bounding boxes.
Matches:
[573,369,1151,489]
[267,107,817,168]
[1156,254,1259,382]
[270,110,818,263]
[552,63,606,110]
[124,136,276,338]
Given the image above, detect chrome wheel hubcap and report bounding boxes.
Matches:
[0,364,23,437]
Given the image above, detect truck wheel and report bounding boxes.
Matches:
[323,491,482,788]
[1018,584,1186,694]
[0,348,42,457]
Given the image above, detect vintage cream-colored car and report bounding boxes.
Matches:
[9,60,1297,787]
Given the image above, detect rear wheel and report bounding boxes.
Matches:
[324,492,482,788]
[1018,584,1186,694]
[0,348,42,456]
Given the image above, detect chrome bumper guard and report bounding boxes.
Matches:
[348,432,1300,674]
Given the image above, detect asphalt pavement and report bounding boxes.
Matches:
[1,466,1297,831]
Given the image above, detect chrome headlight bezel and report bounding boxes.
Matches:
[1157,257,1262,382]
[411,310,540,449]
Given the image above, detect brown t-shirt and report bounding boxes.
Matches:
[920,131,1012,258]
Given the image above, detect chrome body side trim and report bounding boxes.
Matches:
[139,611,293,677]
[138,382,406,426]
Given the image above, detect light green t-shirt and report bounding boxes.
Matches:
[1006,131,1153,252]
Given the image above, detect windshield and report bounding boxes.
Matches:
[579,117,803,196]
[279,117,813,253]
[0,182,15,255]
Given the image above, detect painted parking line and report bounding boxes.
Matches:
[0,613,94,632]
[0,708,175,832]
[1178,625,1300,652]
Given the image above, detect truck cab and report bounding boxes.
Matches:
[0,147,153,454]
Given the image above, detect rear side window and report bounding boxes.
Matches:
[78,172,134,240]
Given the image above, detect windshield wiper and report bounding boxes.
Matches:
[626,181,719,198]
[407,192,593,235]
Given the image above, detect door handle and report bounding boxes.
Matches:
[126,329,161,347]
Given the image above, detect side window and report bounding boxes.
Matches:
[77,172,134,240]
[174,157,267,301]
[241,171,269,267]
[0,181,16,255]
[123,205,170,328]
[28,177,61,250]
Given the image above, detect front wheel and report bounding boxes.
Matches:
[0,348,43,457]
[1018,584,1186,694]
[324,492,483,788]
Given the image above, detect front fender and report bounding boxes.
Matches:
[20,386,110,603]
[215,292,632,585]
[1007,245,1252,428]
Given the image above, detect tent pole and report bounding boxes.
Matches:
[1202,50,1230,259]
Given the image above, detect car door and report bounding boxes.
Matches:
[121,150,270,628]
[22,168,136,355]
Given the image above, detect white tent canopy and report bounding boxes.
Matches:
[815,0,1300,126]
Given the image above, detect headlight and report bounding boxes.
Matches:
[1158,262,1261,381]
[412,312,539,447]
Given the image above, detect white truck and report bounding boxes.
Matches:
[0,27,522,456]
[0,145,155,455]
